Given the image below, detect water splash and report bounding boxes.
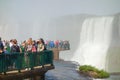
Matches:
[72,17,114,70]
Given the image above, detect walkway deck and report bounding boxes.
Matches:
[0,65,54,80]
[0,50,54,80]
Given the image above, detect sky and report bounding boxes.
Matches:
[0,0,120,19]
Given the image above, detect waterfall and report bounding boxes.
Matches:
[54,15,120,73]
[72,16,115,71]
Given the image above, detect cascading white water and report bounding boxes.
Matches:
[72,16,116,71]
[72,17,120,72]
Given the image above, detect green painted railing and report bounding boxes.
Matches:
[0,50,53,74]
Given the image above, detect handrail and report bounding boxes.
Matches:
[0,50,53,74]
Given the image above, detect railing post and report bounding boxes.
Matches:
[18,70,21,73]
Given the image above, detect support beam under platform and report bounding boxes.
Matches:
[0,65,54,80]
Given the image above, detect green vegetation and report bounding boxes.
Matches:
[79,65,110,78]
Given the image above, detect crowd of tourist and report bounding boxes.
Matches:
[45,40,70,50]
[0,37,46,54]
[0,37,70,54]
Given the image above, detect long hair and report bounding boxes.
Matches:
[40,38,45,45]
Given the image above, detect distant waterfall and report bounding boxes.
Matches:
[72,17,114,70]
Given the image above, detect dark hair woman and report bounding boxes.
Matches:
[37,38,46,52]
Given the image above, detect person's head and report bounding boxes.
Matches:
[12,39,17,45]
[29,38,32,42]
[37,40,40,44]
[39,38,45,44]
[27,39,32,45]
[32,40,36,45]
[22,42,26,47]
[10,39,13,43]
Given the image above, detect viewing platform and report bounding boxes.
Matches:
[0,50,54,80]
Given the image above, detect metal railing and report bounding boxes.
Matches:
[0,50,53,74]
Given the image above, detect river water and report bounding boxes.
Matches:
[25,60,120,80]
[45,60,92,80]
[46,61,120,80]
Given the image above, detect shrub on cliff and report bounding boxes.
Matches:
[79,65,110,78]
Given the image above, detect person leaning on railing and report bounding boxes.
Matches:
[37,38,46,52]
[36,38,47,68]
[20,41,26,53]
[32,40,37,52]
[9,39,21,69]
[10,39,20,53]
[26,38,32,52]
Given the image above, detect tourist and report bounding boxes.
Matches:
[9,39,13,48]
[26,38,32,52]
[37,38,46,52]
[10,39,20,53]
[20,41,26,53]
[32,40,37,52]
[4,46,9,54]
